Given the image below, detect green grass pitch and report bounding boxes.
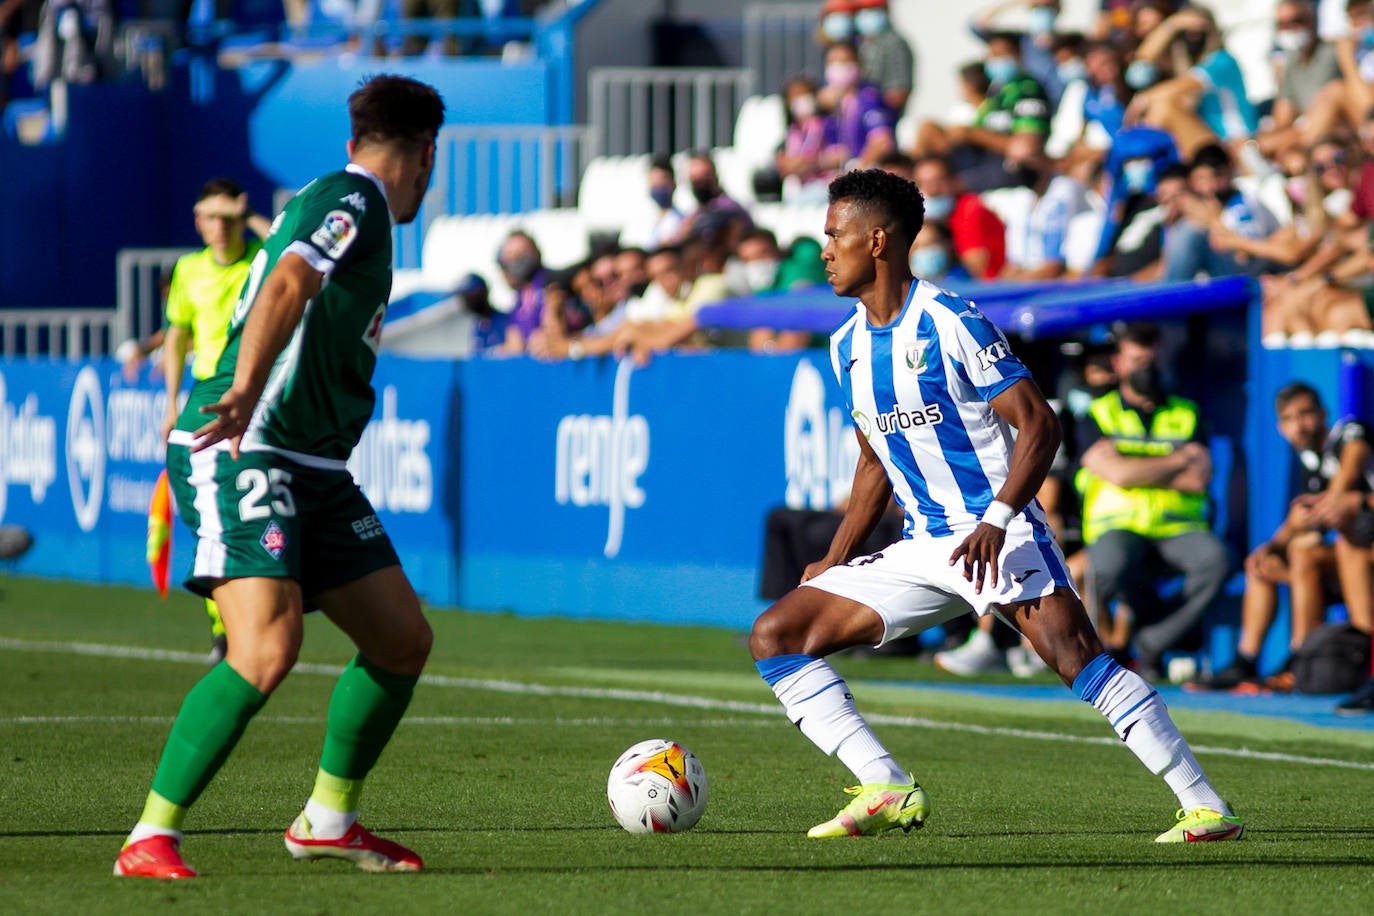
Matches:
[2,575,1372,914]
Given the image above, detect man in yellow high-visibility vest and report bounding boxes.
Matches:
[1075,323,1229,681]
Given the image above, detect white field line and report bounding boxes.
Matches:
[2,637,1372,772]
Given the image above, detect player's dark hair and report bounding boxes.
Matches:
[198,177,243,201]
[1275,381,1322,412]
[348,74,446,153]
[828,168,926,242]
[1114,321,1161,351]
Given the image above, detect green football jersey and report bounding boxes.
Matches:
[178,165,393,462]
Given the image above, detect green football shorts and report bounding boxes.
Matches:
[166,443,399,602]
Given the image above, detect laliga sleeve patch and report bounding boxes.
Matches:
[311,210,358,259]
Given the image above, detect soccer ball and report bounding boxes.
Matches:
[606,738,708,834]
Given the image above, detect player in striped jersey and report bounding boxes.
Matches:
[750,168,1242,843]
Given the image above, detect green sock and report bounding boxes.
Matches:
[149,661,268,807]
[318,655,418,780]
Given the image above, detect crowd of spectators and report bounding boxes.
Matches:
[447,0,1374,368]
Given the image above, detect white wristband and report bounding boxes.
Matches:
[982,500,1015,529]
[567,339,585,360]
[115,339,140,364]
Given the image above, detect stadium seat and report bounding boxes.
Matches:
[712,145,758,207]
[517,208,592,271]
[731,94,786,174]
[1063,202,1107,276]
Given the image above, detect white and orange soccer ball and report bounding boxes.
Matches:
[606,739,708,834]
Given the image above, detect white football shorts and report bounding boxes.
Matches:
[802,522,1078,648]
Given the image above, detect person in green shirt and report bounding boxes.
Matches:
[155,179,273,663]
[115,73,446,882]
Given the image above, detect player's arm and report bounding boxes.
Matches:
[802,429,894,582]
[948,378,1060,593]
[159,323,192,440]
[192,254,322,455]
[989,377,1061,517]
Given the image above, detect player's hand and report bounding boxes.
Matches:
[1244,544,1284,584]
[800,557,839,583]
[160,407,179,445]
[949,524,1006,595]
[191,388,257,458]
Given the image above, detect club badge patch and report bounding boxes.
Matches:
[905,340,929,373]
[261,520,287,560]
[311,210,356,259]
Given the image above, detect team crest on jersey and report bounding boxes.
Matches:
[340,192,367,211]
[311,210,357,259]
[260,521,287,560]
[904,340,930,373]
[850,409,872,438]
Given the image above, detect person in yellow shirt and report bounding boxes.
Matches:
[159,178,271,663]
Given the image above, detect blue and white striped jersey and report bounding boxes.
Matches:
[829,279,1034,539]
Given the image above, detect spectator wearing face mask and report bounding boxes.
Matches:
[998,153,1098,280]
[1125,5,1257,160]
[722,229,820,354]
[909,220,971,282]
[670,152,754,251]
[1093,160,1186,280]
[913,153,1007,278]
[1253,0,1341,159]
[1294,0,1374,150]
[972,0,1069,109]
[1076,322,1230,682]
[912,31,1051,193]
[817,42,897,171]
[630,154,685,252]
[496,229,549,353]
[1086,124,1179,275]
[819,0,915,116]
[1162,143,1279,282]
[1049,39,1132,165]
[775,75,836,203]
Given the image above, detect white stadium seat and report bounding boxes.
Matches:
[732,94,787,173]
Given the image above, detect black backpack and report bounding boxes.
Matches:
[1291,623,1372,695]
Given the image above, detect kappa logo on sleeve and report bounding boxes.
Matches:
[976,340,1011,371]
[311,210,357,259]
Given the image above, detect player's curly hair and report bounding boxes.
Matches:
[349,74,447,153]
[827,168,926,241]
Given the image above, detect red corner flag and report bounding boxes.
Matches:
[147,469,173,598]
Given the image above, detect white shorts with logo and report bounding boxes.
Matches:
[802,521,1077,648]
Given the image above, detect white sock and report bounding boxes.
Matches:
[770,658,911,786]
[127,823,181,845]
[1087,664,1229,814]
[302,798,358,840]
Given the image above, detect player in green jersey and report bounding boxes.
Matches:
[116,74,446,880]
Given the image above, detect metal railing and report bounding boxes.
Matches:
[398,123,594,268]
[587,66,755,157]
[0,309,121,360]
[743,2,823,102]
[115,247,192,346]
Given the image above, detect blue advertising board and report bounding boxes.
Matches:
[455,351,857,629]
[1,351,856,631]
[0,356,462,607]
